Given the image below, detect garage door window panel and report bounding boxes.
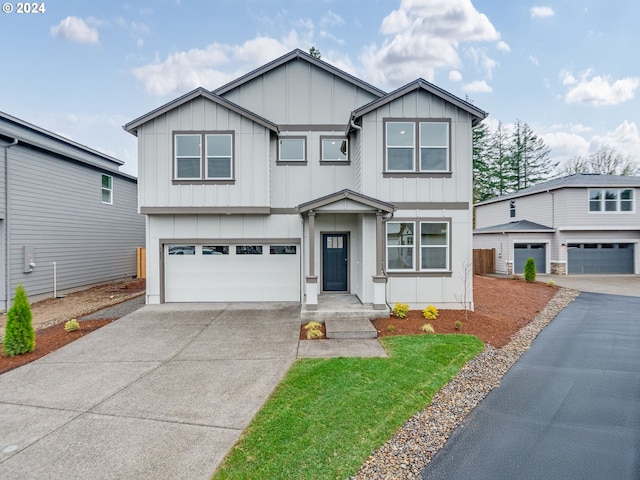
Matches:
[270,245,297,255]
[168,245,196,255]
[236,245,263,255]
[203,246,229,255]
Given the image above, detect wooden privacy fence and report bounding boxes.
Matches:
[473,248,495,275]
[137,247,146,279]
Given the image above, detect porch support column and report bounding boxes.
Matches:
[372,210,388,310]
[305,211,318,310]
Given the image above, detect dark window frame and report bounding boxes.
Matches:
[172,131,235,184]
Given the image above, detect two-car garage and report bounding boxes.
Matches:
[164,242,301,302]
[567,243,634,274]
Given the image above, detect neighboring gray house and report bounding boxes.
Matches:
[474,174,640,275]
[0,111,145,310]
[125,49,486,310]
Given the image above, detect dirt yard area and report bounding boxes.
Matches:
[0,278,145,374]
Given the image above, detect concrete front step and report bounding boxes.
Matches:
[325,317,378,339]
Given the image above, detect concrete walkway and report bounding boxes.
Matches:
[421,292,640,479]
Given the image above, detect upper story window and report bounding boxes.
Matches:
[321,137,348,164]
[101,174,112,204]
[509,199,516,218]
[589,188,634,213]
[174,132,234,182]
[278,137,306,164]
[385,119,450,175]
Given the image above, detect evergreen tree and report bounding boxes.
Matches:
[510,120,555,190]
[472,122,492,203]
[309,46,321,59]
[3,284,35,356]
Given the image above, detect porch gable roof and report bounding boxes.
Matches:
[297,189,395,214]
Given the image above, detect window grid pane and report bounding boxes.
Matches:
[387,222,415,270]
[419,122,448,171]
[279,139,305,161]
[175,134,202,179]
[420,222,449,270]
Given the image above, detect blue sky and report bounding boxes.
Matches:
[1,0,638,176]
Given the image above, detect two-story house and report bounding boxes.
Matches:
[124,49,487,310]
[474,173,640,275]
[0,111,144,310]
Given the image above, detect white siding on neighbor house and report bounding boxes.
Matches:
[6,143,143,302]
[473,232,554,275]
[553,188,639,229]
[145,213,302,304]
[220,59,380,125]
[359,90,473,205]
[138,96,271,209]
[475,193,554,229]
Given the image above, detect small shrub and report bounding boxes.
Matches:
[387,325,395,333]
[420,323,435,333]
[547,279,555,287]
[524,257,537,282]
[454,321,463,330]
[422,305,439,320]
[3,284,35,357]
[64,319,80,332]
[392,303,409,319]
[304,321,322,330]
[306,328,324,340]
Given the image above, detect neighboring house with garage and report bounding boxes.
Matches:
[0,111,144,310]
[474,173,640,275]
[124,49,487,310]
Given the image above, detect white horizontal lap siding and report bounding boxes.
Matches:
[165,243,300,302]
[8,146,144,299]
[556,188,638,228]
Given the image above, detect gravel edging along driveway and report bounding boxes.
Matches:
[353,287,581,480]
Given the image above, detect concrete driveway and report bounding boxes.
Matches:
[538,273,640,297]
[0,303,301,480]
[421,291,640,479]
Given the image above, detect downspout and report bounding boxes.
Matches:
[4,138,18,310]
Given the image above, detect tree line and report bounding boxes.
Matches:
[472,120,638,203]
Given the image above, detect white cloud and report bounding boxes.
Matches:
[50,16,99,44]
[133,34,301,96]
[560,69,577,85]
[590,121,640,159]
[529,55,539,66]
[465,46,497,78]
[496,40,511,53]
[563,70,640,106]
[531,6,555,18]
[360,0,501,88]
[463,80,492,93]
[320,11,344,28]
[449,70,463,82]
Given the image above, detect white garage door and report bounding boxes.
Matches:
[165,243,300,302]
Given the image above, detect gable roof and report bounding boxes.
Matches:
[213,49,387,99]
[297,189,395,214]
[473,220,555,234]
[351,78,488,127]
[123,87,279,136]
[475,174,640,206]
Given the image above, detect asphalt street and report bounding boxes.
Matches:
[422,292,640,480]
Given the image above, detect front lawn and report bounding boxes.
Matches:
[213,334,484,480]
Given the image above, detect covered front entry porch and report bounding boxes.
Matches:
[297,189,395,321]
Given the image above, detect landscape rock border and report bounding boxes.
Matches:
[354,287,580,480]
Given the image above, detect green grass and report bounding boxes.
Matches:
[213,334,484,480]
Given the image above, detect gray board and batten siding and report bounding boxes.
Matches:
[0,112,144,309]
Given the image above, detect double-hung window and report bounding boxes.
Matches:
[101,174,113,204]
[589,188,634,213]
[386,220,450,272]
[385,119,450,174]
[174,132,233,181]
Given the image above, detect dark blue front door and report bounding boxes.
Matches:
[322,233,348,291]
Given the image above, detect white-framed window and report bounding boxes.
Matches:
[386,222,415,270]
[589,188,634,213]
[278,137,306,163]
[174,132,233,180]
[321,137,348,163]
[386,122,414,171]
[385,119,450,173]
[420,222,449,270]
[101,174,113,204]
[419,122,449,171]
[509,199,516,218]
